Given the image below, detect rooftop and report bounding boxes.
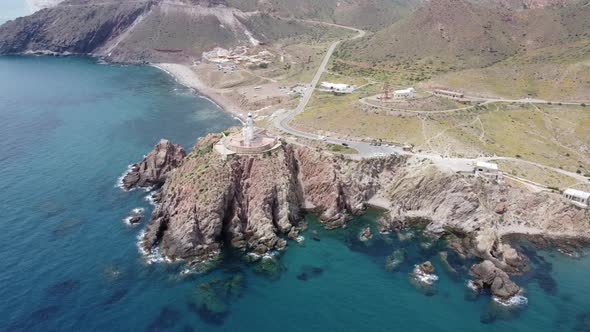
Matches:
[476,161,499,170]
[564,188,590,200]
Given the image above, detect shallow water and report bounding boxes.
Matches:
[1,56,590,331]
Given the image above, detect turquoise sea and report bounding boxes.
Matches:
[1,56,590,331]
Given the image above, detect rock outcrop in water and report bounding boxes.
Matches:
[129,134,589,266]
[122,139,186,190]
[140,134,400,261]
[470,260,521,299]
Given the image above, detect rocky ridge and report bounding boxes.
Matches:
[130,135,590,268]
[122,139,186,190]
[138,134,401,261]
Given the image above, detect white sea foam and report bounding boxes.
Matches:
[123,208,145,226]
[247,252,261,261]
[136,231,172,264]
[145,192,158,207]
[466,280,479,292]
[493,295,528,307]
[261,251,280,261]
[412,265,438,285]
[115,164,136,191]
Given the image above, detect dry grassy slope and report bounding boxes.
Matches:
[338,0,590,70]
[425,38,590,99]
[225,0,423,31]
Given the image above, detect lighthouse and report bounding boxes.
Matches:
[243,112,254,146]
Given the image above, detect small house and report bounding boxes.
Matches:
[474,161,500,180]
[394,88,416,99]
[320,82,354,94]
[563,189,590,209]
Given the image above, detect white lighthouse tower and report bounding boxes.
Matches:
[243,112,255,146]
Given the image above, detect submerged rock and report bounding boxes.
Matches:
[384,249,406,272]
[296,265,324,281]
[439,251,458,275]
[147,307,181,331]
[359,226,373,241]
[470,260,521,300]
[46,280,81,297]
[122,139,186,190]
[189,273,244,325]
[253,256,286,280]
[312,230,321,241]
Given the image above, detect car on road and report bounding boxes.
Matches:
[318,135,327,141]
[342,143,349,147]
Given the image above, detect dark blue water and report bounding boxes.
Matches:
[1,56,590,332]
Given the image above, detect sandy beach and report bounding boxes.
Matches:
[153,63,245,121]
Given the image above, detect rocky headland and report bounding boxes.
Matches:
[122,139,186,191]
[125,134,589,297]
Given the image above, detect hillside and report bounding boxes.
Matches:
[337,0,590,73]
[0,0,354,63]
[225,0,423,31]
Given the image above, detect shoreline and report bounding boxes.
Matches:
[152,63,245,123]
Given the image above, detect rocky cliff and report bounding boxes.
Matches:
[133,135,589,264]
[139,134,401,261]
[122,139,186,190]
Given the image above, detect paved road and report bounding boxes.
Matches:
[271,20,590,181]
[360,94,589,114]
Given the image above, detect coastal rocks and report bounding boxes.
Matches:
[359,226,373,241]
[140,135,402,262]
[384,249,406,272]
[122,139,186,190]
[469,260,521,300]
[409,261,438,296]
[418,261,435,274]
[379,165,590,241]
[123,208,144,225]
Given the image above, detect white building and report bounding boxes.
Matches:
[320,82,354,94]
[563,189,590,209]
[474,161,501,180]
[394,87,416,99]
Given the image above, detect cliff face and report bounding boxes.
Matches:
[380,165,590,239]
[140,135,401,260]
[0,1,155,56]
[122,139,186,190]
[134,135,589,263]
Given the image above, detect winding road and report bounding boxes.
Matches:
[272,20,588,184]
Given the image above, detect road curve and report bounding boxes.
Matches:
[271,20,589,184]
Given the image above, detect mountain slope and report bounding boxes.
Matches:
[338,0,590,70]
[0,0,353,63]
[226,0,423,31]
